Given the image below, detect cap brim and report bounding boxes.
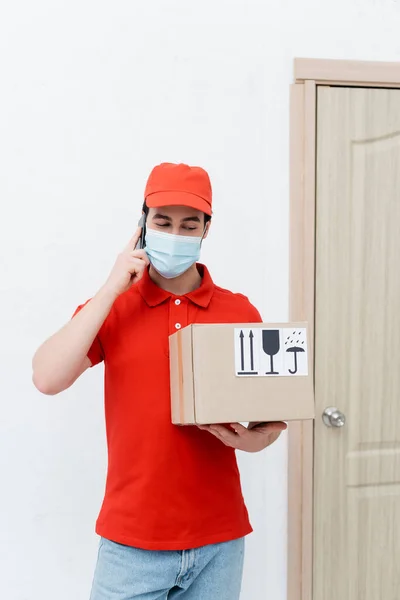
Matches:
[145,191,212,216]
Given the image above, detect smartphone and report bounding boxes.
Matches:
[135,213,147,250]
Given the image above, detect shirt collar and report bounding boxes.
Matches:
[137,263,215,308]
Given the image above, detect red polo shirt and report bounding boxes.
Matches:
[73,264,262,550]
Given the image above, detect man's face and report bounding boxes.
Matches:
[146,205,210,239]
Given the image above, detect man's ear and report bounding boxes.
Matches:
[202,220,211,240]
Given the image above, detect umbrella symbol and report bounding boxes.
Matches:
[286,346,305,374]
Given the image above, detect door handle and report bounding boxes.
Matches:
[322,406,346,428]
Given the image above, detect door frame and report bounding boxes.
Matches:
[288,57,400,600]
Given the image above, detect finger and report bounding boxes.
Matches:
[210,425,239,445]
[198,426,232,446]
[229,423,249,437]
[254,422,287,433]
[198,424,233,431]
[198,424,222,436]
[265,421,287,431]
[209,430,232,447]
[124,227,142,252]
[126,257,147,275]
[129,249,150,265]
[263,431,282,446]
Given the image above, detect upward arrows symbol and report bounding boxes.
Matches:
[239,330,245,371]
[249,330,255,371]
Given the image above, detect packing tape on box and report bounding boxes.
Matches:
[177,332,185,423]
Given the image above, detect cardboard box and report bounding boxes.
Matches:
[169,322,315,425]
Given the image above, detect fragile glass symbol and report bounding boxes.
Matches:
[262,330,280,374]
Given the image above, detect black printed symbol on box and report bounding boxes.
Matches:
[262,329,280,375]
[237,329,258,375]
[235,327,308,377]
[285,331,306,375]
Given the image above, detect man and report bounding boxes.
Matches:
[32,163,286,600]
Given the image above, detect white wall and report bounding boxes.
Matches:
[1,1,400,598]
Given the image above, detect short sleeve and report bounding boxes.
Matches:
[72,300,105,367]
[247,303,263,323]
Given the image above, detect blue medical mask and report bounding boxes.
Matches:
[145,228,204,279]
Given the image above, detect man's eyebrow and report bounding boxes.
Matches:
[152,213,172,221]
[152,214,201,224]
[181,216,201,223]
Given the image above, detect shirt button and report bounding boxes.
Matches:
[175,299,181,306]
[175,323,181,330]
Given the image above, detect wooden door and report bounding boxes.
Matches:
[313,86,400,600]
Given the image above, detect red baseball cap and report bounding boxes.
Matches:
[144,162,212,216]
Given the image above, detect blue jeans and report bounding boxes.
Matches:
[89,536,245,600]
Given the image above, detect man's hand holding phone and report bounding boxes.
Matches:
[103,227,149,298]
